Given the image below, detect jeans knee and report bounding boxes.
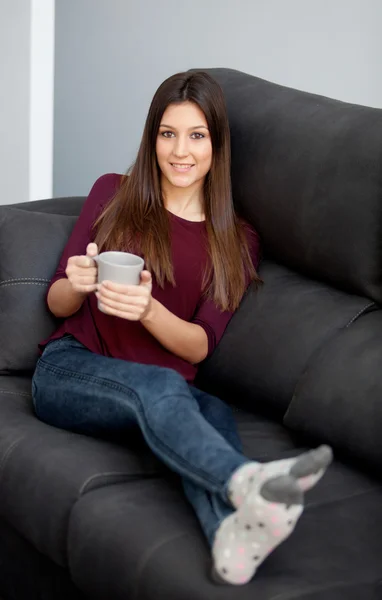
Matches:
[146,366,189,398]
[139,367,195,428]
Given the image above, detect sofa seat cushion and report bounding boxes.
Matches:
[0,377,163,567]
[67,410,382,600]
[197,260,375,418]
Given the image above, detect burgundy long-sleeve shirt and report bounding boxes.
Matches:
[40,173,260,382]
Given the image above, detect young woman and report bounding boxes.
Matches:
[32,71,332,586]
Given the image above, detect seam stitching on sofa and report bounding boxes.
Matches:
[79,472,150,495]
[134,531,192,600]
[0,281,49,288]
[0,277,50,285]
[0,389,31,398]
[0,437,23,478]
[345,301,376,327]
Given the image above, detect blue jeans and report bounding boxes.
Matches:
[32,335,247,545]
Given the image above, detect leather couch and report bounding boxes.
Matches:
[0,68,382,600]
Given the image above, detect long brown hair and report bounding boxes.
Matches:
[94,71,260,311]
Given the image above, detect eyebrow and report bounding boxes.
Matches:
[159,124,209,130]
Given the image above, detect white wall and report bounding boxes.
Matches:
[52,0,382,197]
[29,0,55,202]
[0,0,31,205]
[0,0,54,205]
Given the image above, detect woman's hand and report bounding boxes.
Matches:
[65,243,99,294]
[95,271,153,321]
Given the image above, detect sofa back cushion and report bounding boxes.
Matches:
[205,68,382,304]
[196,260,374,417]
[0,203,82,372]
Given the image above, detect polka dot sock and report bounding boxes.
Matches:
[228,444,333,508]
[212,474,304,585]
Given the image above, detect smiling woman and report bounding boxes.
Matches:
[32,70,332,587]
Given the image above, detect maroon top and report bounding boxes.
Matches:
[40,173,260,382]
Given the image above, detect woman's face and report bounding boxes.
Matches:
[156,101,212,193]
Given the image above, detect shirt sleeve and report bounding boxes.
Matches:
[191,224,261,357]
[47,173,121,292]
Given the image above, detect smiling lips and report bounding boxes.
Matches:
[170,163,194,172]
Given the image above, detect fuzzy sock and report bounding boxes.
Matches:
[228,445,332,508]
[212,474,304,585]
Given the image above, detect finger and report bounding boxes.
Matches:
[101,281,149,296]
[98,302,140,321]
[67,268,98,281]
[96,293,147,313]
[98,287,147,306]
[73,255,96,268]
[74,283,98,293]
[86,243,98,257]
[73,274,98,285]
[140,270,152,286]
[68,255,90,267]
[68,267,97,276]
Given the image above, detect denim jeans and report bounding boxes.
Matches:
[32,335,247,545]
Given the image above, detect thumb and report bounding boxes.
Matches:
[140,270,152,287]
[86,243,98,257]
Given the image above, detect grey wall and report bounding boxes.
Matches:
[54,0,382,197]
[0,0,31,204]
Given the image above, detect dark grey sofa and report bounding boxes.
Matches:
[1,68,382,600]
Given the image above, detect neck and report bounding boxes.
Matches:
[161,176,205,220]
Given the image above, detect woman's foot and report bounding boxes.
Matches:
[228,445,333,508]
[212,474,304,585]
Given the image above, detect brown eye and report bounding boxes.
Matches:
[191,132,205,140]
[161,131,175,138]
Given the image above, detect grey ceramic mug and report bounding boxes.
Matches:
[93,251,144,311]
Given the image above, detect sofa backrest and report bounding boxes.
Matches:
[205,68,382,304]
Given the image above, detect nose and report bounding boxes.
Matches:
[173,134,189,158]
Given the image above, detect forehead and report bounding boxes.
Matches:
[160,101,207,128]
